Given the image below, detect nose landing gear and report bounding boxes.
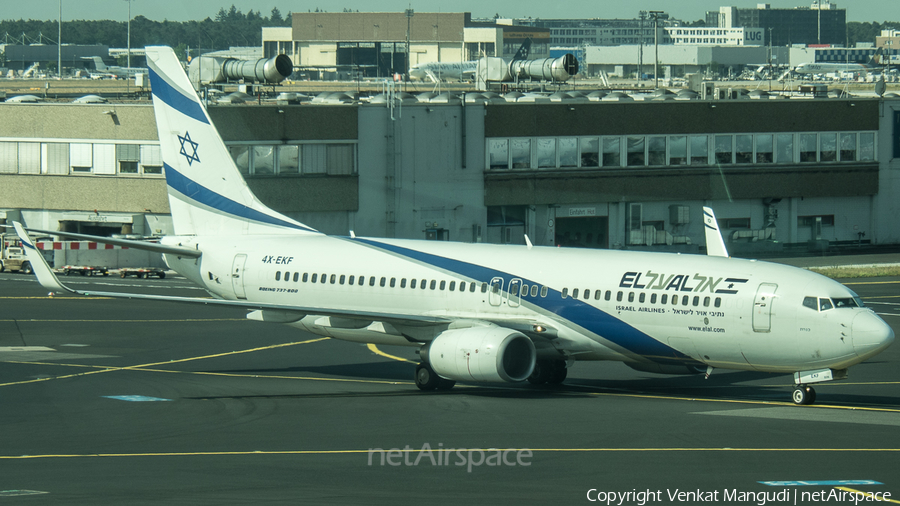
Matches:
[792,385,816,405]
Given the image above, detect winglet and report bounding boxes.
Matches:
[12,221,74,294]
[702,207,729,258]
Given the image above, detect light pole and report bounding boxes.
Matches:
[405,9,414,84]
[58,0,62,78]
[125,0,131,68]
[638,11,646,81]
[649,11,664,89]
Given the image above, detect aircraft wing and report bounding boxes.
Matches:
[11,221,449,326]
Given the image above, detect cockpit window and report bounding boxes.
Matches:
[833,297,860,308]
[805,295,864,312]
[802,297,818,311]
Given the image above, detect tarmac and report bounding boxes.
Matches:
[0,257,898,504]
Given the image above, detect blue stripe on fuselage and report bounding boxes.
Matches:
[164,163,316,232]
[148,67,209,125]
[353,238,691,364]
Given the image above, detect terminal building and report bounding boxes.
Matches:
[262,12,550,80]
[1,88,899,268]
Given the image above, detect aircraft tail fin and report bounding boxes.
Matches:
[702,207,729,258]
[868,47,886,67]
[145,46,318,236]
[512,38,532,61]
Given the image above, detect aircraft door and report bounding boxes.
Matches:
[752,283,778,332]
[489,277,504,306]
[507,278,522,308]
[232,254,248,300]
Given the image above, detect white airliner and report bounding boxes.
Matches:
[791,48,886,78]
[83,56,146,79]
[13,46,894,406]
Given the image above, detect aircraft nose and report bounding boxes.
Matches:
[852,311,895,359]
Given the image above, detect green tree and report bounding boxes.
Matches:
[269,7,283,25]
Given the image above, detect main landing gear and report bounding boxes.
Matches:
[527,359,568,386]
[792,385,816,405]
[415,363,455,391]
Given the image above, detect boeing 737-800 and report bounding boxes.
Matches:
[13,46,894,406]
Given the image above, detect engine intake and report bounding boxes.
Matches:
[422,327,536,383]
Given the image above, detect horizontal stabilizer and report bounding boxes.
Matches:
[12,222,75,294]
[15,227,202,258]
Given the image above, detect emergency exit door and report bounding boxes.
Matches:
[752,283,778,332]
[232,254,248,300]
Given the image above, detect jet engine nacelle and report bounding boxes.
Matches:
[508,53,579,82]
[422,327,536,383]
[189,54,293,85]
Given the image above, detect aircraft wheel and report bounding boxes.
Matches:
[415,363,440,391]
[792,385,816,405]
[547,361,568,385]
[527,360,551,385]
[436,377,456,391]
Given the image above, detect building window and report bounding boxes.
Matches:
[756,134,773,163]
[800,134,817,162]
[511,138,531,168]
[489,139,509,169]
[537,138,556,168]
[580,138,599,167]
[690,136,708,165]
[894,112,900,159]
[560,138,578,167]
[602,137,620,167]
[116,144,140,174]
[278,145,300,174]
[627,137,645,166]
[43,143,69,175]
[140,144,163,175]
[69,143,93,173]
[860,132,875,161]
[839,133,856,161]
[647,136,666,166]
[775,134,793,163]
[715,135,732,164]
[669,136,686,165]
[820,133,837,162]
[735,135,753,163]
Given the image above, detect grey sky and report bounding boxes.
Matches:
[2,0,894,24]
